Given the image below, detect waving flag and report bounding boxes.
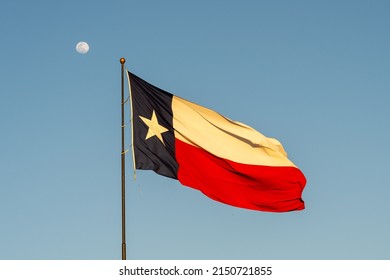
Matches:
[128,71,306,212]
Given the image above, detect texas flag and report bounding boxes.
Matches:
[127,71,306,212]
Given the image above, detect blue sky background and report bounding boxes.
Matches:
[0,0,389,260]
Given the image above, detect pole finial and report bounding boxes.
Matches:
[120,58,126,65]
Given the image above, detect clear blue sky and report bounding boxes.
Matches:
[1,0,389,260]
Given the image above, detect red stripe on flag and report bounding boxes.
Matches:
[175,139,306,212]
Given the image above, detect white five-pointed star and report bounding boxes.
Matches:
[139,110,169,145]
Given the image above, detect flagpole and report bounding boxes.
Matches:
[120,57,126,260]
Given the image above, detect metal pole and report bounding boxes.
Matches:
[120,57,126,260]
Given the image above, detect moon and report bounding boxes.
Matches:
[76,42,89,54]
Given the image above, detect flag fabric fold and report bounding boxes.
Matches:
[128,71,306,212]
